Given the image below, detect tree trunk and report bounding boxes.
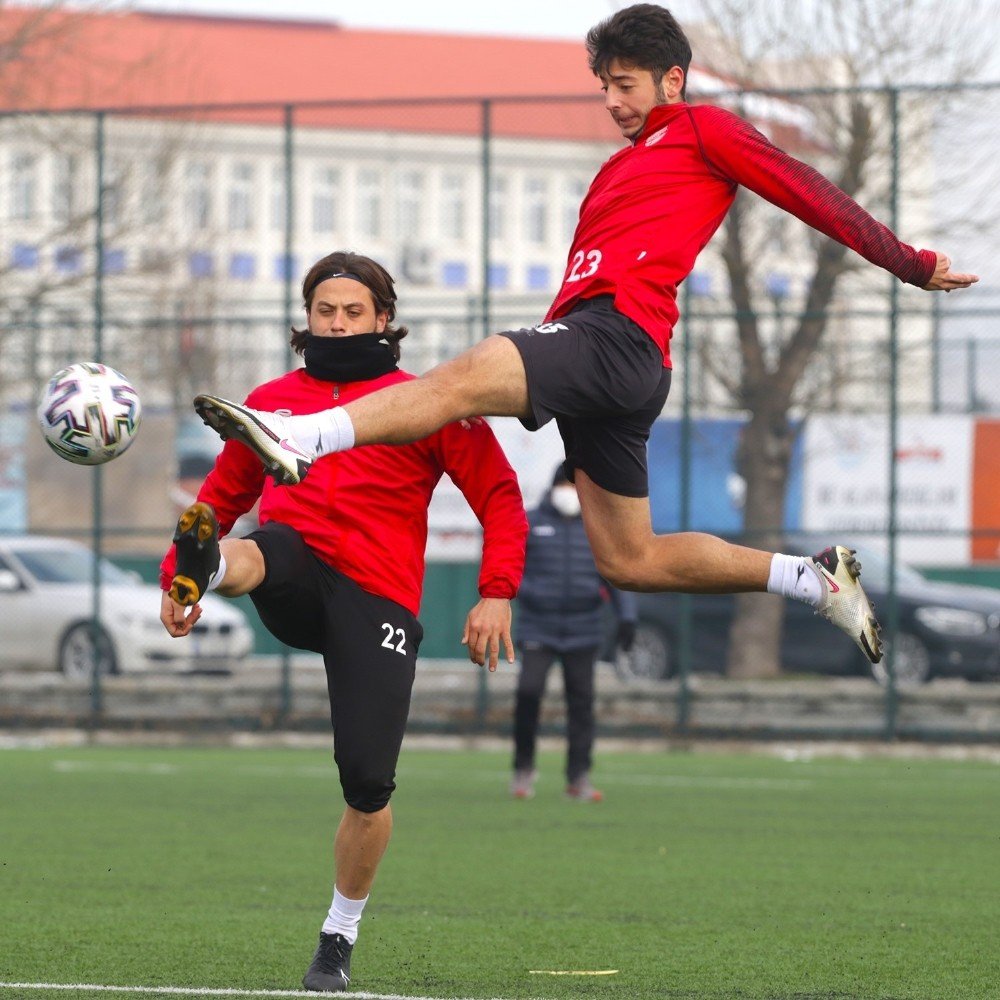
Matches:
[725,405,796,678]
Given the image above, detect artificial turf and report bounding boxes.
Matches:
[0,744,998,1000]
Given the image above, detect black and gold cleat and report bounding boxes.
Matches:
[169,502,220,606]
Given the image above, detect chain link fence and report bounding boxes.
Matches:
[2,84,999,740]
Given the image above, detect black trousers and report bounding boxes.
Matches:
[245,521,422,813]
[513,644,598,782]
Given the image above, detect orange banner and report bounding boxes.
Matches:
[971,420,1000,562]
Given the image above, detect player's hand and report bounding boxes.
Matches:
[461,597,514,672]
[160,589,202,637]
[923,252,978,292]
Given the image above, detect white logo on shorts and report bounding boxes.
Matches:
[531,322,569,334]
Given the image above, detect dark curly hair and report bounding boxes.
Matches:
[586,4,692,100]
[290,251,409,360]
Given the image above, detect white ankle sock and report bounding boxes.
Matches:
[767,553,822,607]
[286,407,356,457]
[206,552,227,592]
[321,888,368,944]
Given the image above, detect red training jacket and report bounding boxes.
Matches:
[545,102,938,364]
[160,368,528,617]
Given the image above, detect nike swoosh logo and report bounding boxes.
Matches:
[822,570,840,593]
[279,438,308,457]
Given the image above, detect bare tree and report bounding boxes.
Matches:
[670,0,1000,677]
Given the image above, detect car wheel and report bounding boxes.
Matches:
[869,631,931,688]
[615,622,672,681]
[59,623,118,679]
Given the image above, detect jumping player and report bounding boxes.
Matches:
[191,5,978,668]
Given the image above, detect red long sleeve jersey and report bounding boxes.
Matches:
[545,102,937,365]
[160,369,528,617]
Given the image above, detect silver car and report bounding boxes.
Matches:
[0,535,253,677]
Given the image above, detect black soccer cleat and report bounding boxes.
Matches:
[169,501,220,606]
[302,931,353,993]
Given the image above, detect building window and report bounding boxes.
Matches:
[562,176,587,242]
[189,251,214,279]
[229,253,256,280]
[395,169,424,239]
[102,248,127,274]
[439,172,466,241]
[488,175,507,241]
[55,246,81,274]
[140,156,169,226]
[185,161,213,231]
[442,261,468,288]
[488,263,509,289]
[687,271,712,297]
[12,244,39,269]
[356,168,382,239]
[270,163,288,233]
[524,176,548,245]
[52,154,78,225]
[274,253,298,281]
[312,166,340,234]
[228,162,256,232]
[102,157,126,229]
[526,264,550,291]
[11,152,38,221]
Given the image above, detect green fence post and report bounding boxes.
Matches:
[885,87,901,740]
[278,103,295,724]
[480,99,492,342]
[90,110,106,720]
[677,280,693,733]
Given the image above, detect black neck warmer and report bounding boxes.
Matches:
[302,332,398,382]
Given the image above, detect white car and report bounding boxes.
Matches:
[0,535,254,678]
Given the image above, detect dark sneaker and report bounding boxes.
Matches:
[812,545,883,664]
[168,502,220,606]
[302,931,353,992]
[194,393,313,486]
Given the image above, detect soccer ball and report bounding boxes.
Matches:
[37,362,142,465]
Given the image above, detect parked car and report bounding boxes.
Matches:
[610,537,1000,687]
[0,535,254,678]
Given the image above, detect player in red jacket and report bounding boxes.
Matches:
[160,251,527,993]
[192,5,978,670]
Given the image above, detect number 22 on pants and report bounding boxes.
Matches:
[380,623,407,654]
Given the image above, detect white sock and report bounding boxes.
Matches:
[321,888,368,944]
[286,407,356,457]
[767,553,823,607]
[206,552,227,592]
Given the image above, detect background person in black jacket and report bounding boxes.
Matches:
[512,465,638,801]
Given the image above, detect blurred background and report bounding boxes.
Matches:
[2,0,1000,743]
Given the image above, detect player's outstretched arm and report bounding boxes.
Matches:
[461,597,514,673]
[923,252,979,292]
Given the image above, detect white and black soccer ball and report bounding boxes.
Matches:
[37,362,142,465]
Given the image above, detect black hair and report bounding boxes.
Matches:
[586,4,692,99]
[290,250,409,359]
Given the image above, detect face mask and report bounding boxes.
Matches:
[303,332,398,382]
[550,486,581,518]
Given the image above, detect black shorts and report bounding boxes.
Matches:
[243,521,423,813]
[499,296,671,498]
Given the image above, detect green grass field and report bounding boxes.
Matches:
[1,743,998,1000]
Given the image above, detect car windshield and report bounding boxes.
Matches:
[11,546,135,585]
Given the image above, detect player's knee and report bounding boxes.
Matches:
[594,550,647,591]
[340,767,395,813]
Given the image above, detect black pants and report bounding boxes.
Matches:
[513,644,598,782]
[244,521,423,813]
